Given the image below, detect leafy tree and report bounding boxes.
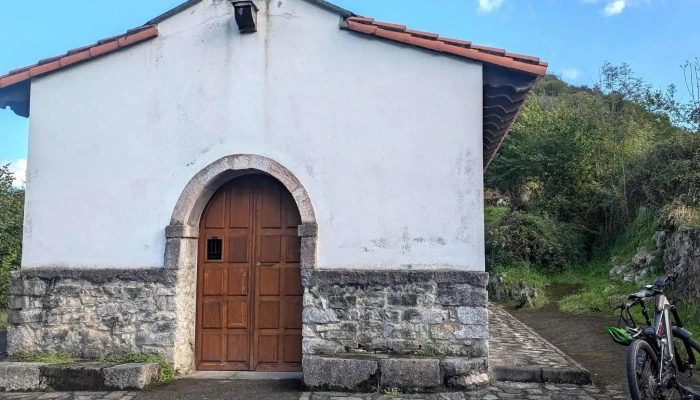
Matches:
[486,62,700,273]
[0,164,24,309]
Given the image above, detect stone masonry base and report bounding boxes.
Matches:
[9,266,488,392]
[301,269,489,391]
[7,268,195,374]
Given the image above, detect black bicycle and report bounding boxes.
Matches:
[606,263,700,400]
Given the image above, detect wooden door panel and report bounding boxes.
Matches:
[227,299,248,328]
[283,267,303,296]
[229,186,252,228]
[283,334,302,363]
[258,268,280,296]
[228,236,249,263]
[259,235,281,263]
[258,300,280,329]
[226,268,248,296]
[285,237,301,263]
[284,195,302,228]
[202,300,223,328]
[197,175,301,372]
[258,334,279,363]
[260,183,282,228]
[205,193,226,229]
[202,268,224,295]
[284,300,303,329]
[201,331,222,362]
[226,332,249,363]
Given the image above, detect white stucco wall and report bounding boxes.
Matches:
[22,0,484,270]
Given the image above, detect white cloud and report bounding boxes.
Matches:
[562,68,582,80]
[581,0,636,16]
[5,159,27,187]
[478,0,505,13]
[603,0,626,16]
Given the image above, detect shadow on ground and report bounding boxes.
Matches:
[0,329,7,361]
[133,379,303,400]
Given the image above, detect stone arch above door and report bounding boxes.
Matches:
[165,154,318,271]
[170,154,316,228]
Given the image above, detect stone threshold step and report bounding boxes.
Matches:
[187,371,303,380]
[491,365,592,385]
[0,361,160,392]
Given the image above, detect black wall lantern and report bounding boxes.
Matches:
[230,1,259,33]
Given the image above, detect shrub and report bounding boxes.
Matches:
[0,164,24,309]
[486,211,585,273]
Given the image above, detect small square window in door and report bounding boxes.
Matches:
[207,237,223,261]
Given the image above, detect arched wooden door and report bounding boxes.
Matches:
[195,174,303,371]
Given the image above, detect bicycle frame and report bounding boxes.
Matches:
[654,293,675,384]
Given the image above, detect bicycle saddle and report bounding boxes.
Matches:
[628,288,654,300]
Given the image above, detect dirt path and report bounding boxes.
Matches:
[506,284,627,390]
[508,284,700,396]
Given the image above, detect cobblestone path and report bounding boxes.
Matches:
[488,304,586,372]
[308,382,629,399]
[0,393,137,400]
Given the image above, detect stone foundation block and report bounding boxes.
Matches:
[104,363,161,390]
[0,363,46,392]
[40,362,115,391]
[446,373,489,390]
[442,357,488,377]
[378,358,441,392]
[302,355,379,392]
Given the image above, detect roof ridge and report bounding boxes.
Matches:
[343,16,547,74]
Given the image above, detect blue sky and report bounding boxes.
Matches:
[2,0,699,185]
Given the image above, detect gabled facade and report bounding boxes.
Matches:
[2,0,545,391]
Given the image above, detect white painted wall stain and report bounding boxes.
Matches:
[22,0,485,270]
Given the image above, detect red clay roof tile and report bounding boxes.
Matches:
[341,17,546,77]
[405,29,439,40]
[373,21,406,31]
[0,25,158,89]
[29,61,61,77]
[440,37,472,48]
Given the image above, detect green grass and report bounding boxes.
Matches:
[490,262,551,309]
[0,309,6,330]
[554,210,662,315]
[485,206,509,226]
[100,353,175,383]
[12,351,76,364]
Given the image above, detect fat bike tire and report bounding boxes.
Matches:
[627,339,663,400]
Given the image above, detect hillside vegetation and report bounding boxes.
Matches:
[486,61,700,327]
[0,164,24,310]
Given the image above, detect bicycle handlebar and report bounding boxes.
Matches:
[663,262,686,284]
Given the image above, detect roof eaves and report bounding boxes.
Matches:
[144,0,204,26]
[301,0,356,18]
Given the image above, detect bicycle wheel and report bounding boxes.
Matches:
[628,339,663,400]
[672,335,700,400]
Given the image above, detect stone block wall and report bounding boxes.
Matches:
[301,269,489,358]
[7,268,193,369]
